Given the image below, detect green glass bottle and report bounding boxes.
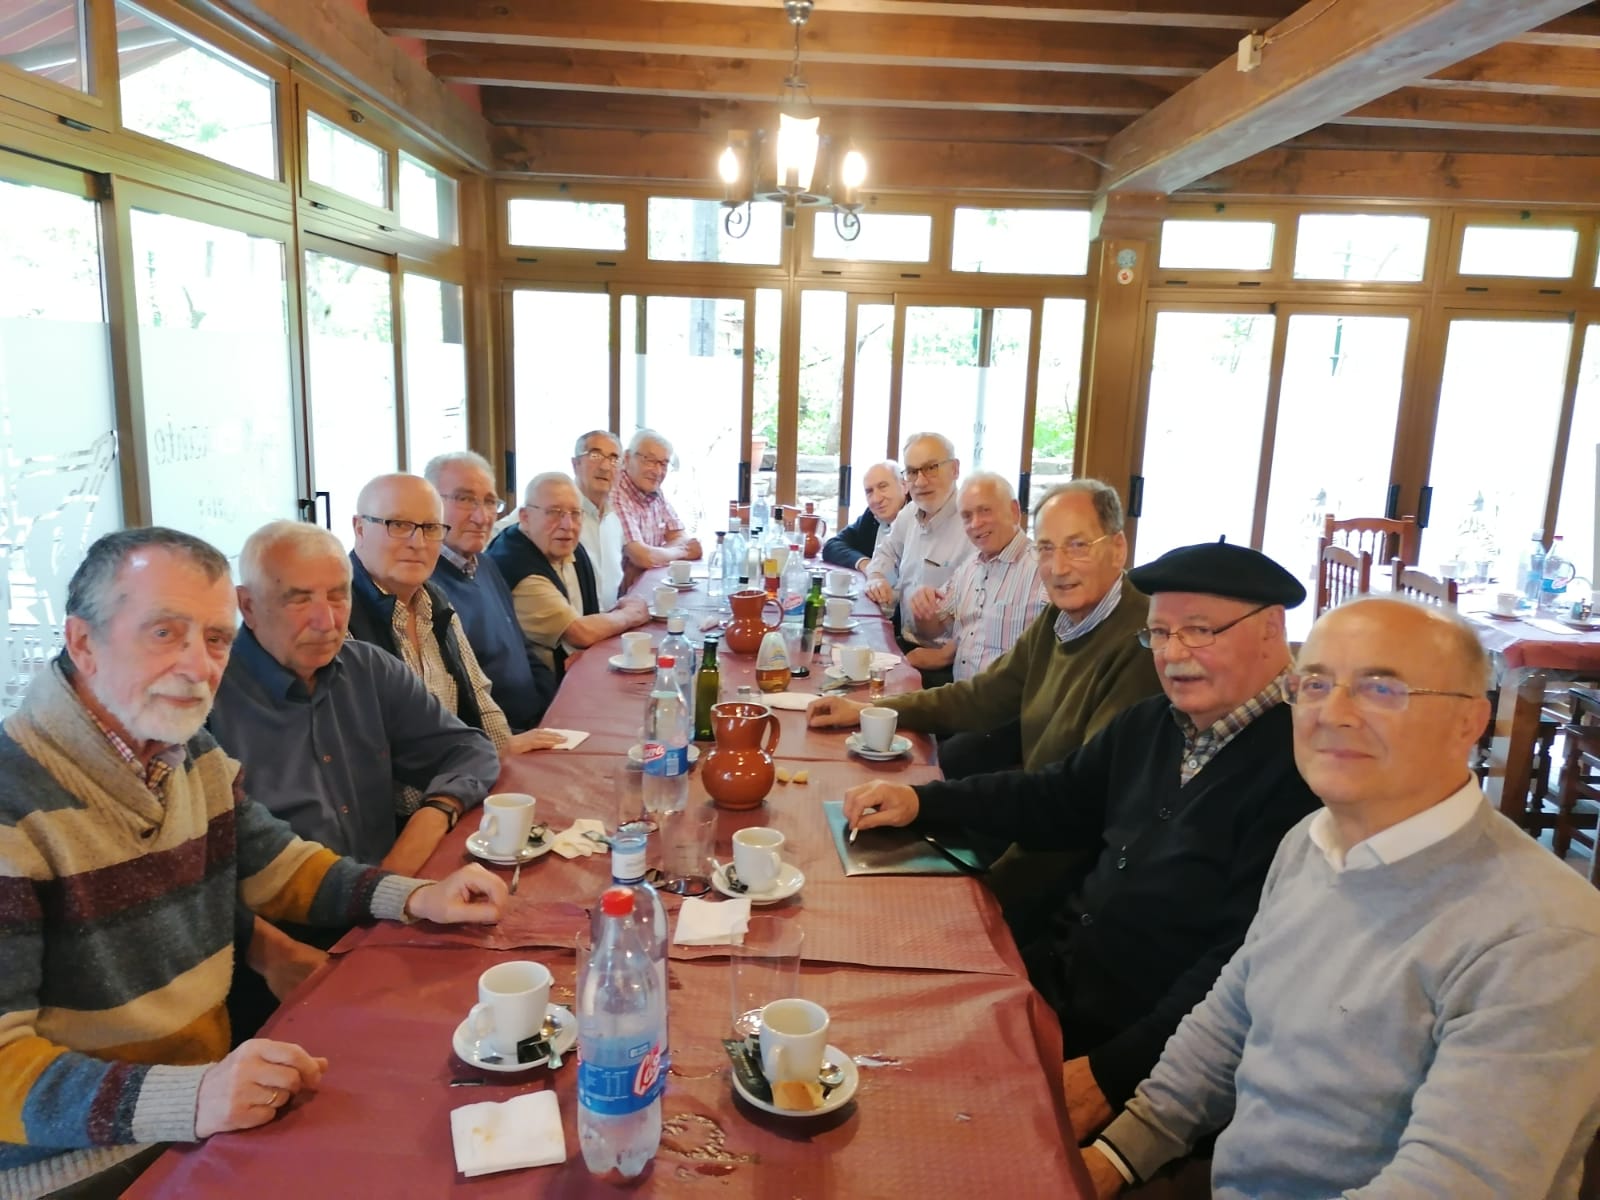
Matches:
[798,572,824,677]
[694,634,721,741]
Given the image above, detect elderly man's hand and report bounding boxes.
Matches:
[842,781,918,830]
[505,728,567,755]
[681,538,703,561]
[1063,1057,1114,1141]
[405,864,507,925]
[864,578,895,607]
[907,585,944,625]
[616,596,650,625]
[807,696,866,728]
[195,1039,328,1138]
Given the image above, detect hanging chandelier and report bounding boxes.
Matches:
[718,0,867,242]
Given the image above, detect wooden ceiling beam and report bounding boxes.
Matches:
[1189,146,1600,205]
[494,126,1103,191]
[431,45,1178,113]
[1288,123,1600,157]
[1345,86,1600,135]
[1420,41,1600,95]
[372,0,1237,74]
[482,90,1123,143]
[1101,0,1593,196]
[636,0,1300,29]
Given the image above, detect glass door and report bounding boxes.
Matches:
[510,285,612,493]
[1553,323,1600,590]
[845,298,895,526]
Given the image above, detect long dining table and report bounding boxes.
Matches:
[127,564,1093,1198]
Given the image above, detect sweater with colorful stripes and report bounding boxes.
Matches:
[0,664,425,1198]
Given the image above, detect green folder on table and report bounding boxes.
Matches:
[822,800,986,876]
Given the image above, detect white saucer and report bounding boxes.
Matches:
[823,666,871,688]
[609,654,656,673]
[466,830,554,866]
[1481,611,1521,622]
[845,732,911,761]
[453,1003,576,1073]
[821,620,859,634]
[713,861,804,904]
[648,607,674,621]
[732,1043,859,1117]
[627,743,702,765]
[822,588,858,601]
[666,580,698,591]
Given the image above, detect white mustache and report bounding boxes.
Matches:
[1163,665,1207,681]
[151,682,212,702]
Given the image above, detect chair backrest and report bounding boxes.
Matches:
[1315,539,1372,616]
[1324,513,1420,568]
[1390,559,1459,608]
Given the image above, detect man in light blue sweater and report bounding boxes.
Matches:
[1086,596,1600,1199]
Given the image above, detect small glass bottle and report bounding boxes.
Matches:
[706,531,726,602]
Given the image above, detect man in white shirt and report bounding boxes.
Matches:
[902,471,1044,686]
[571,429,625,609]
[865,431,975,654]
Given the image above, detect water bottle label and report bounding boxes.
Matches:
[578,1041,664,1115]
[642,743,688,778]
[612,845,647,882]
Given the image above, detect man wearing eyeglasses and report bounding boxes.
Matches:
[614,429,701,593]
[487,472,650,675]
[424,451,558,735]
[864,432,974,654]
[1083,597,1600,1199]
[843,540,1319,1151]
[571,429,626,609]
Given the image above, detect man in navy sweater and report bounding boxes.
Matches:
[424,451,558,733]
[821,460,908,570]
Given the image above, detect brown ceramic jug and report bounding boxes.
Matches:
[702,701,781,810]
[723,588,784,654]
[798,513,828,559]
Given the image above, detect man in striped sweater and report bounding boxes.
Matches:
[0,528,506,1199]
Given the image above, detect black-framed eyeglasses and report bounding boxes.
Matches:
[1138,603,1269,650]
[903,459,952,480]
[1034,533,1113,563]
[1286,673,1478,713]
[579,449,621,466]
[359,516,450,542]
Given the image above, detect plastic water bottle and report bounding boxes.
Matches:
[602,827,669,1017]
[706,531,726,602]
[1523,531,1546,610]
[722,520,746,606]
[642,656,690,815]
[578,887,664,1179]
[659,615,697,694]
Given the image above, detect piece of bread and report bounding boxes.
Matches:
[770,1079,825,1111]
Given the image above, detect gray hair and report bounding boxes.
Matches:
[901,431,956,461]
[239,520,349,594]
[422,450,495,488]
[66,527,231,631]
[863,459,902,482]
[627,428,673,457]
[1035,479,1124,535]
[522,471,578,505]
[574,429,621,457]
[960,471,1016,505]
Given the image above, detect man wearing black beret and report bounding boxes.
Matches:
[844,538,1320,1147]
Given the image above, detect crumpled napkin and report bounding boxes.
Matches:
[673,896,751,946]
[450,1089,566,1177]
[540,729,591,750]
[551,819,608,859]
[829,648,901,672]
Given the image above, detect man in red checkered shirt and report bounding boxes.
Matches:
[613,428,702,593]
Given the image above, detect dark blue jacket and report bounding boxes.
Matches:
[431,552,556,732]
[484,525,599,678]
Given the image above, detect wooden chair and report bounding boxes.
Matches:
[1390,559,1459,607]
[1324,514,1420,570]
[1314,539,1371,616]
[1552,685,1600,885]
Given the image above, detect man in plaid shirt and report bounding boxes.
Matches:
[613,428,702,593]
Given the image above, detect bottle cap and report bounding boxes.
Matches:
[600,886,635,917]
[667,614,686,634]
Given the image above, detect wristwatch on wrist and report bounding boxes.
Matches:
[417,798,460,830]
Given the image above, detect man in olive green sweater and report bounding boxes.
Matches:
[809,480,1160,778]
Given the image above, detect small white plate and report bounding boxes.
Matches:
[666,580,698,591]
[822,590,858,603]
[452,1003,576,1073]
[648,607,675,621]
[626,743,702,766]
[732,1043,859,1118]
[822,666,871,688]
[465,830,554,866]
[1481,611,1522,622]
[713,861,804,905]
[609,654,656,673]
[820,620,859,634]
[846,732,911,761]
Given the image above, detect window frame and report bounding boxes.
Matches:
[1443,210,1596,295]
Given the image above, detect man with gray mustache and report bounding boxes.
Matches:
[843,540,1320,1147]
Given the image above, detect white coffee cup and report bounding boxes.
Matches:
[621,630,653,666]
[733,827,786,891]
[1495,591,1519,616]
[759,997,829,1084]
[479,792,536,857]
[826,569,853,595]
[669,560,693,584]
[653,584,678,615]
[860,706,898,752]
[824,598,852,628]
[840,644,873,681]
[468,960,552,1058]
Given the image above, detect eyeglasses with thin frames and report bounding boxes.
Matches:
[1138,603,1269,650]
[359,516,451,542]
[532,505,584,524]
[444,492,502,513]
[1033,533,1113,563]
[1286,673,1478,713]
[579,449,621,466]
[632,452,671,471]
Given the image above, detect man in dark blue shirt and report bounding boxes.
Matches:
[821,460,909,570]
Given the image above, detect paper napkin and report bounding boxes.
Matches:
[550,819,608,859]
[755,692,816,712]
[450,1090,566,1178]
[673,896,752,946]
[540,729,591,750]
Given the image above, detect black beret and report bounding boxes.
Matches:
[1127,538,1306,609]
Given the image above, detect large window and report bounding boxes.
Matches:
[402,274,467,468]
[306,112,386,209]
[0,173,121,711]
[507,198,626,251]
[1159,220,1275,272]
[399,152,458,243]
[648,197,781,265]
[813,212,931,263]
[3,0,89,92]
[1293,214,1429,283]
[952,208,1090,276]
[511,289,611,491]
[1031,298,1086,503]
[1458,225,1579,279]
[899,304,1031,480]
[1555,327,1600,587]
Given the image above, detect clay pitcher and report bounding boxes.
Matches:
[702,701,781,810]
[798,513,828,559]
[724,588,784,655]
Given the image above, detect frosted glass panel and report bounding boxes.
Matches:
[130,208,296,561]
[401,274,467,469]
[305,250,397,545]
[0,176,121,712]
